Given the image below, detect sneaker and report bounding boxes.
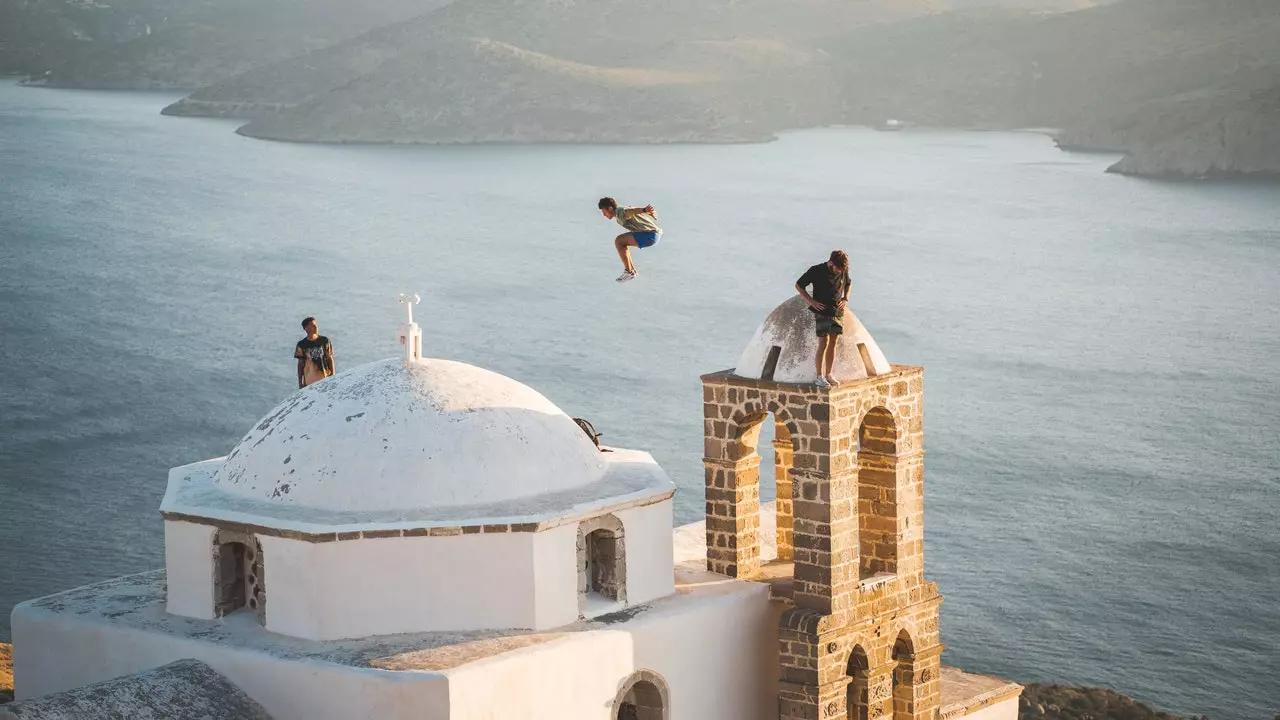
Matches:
[825,376,841,387]
[615,270,638,283]
[815,376,831,388]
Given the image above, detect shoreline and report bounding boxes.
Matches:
[7,80,1277,182]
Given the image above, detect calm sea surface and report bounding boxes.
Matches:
[1,81,1277,718]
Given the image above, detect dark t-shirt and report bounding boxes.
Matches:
[797,263,849,317]
[294,336,334,386]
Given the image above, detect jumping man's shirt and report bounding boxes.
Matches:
[797,263,849,318]
[616,206,662,235]
[295,335,334,387]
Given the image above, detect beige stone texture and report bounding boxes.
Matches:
[701,365,952,720]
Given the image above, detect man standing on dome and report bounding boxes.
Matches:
[295,316,335,388]
[597,196,662,283]
[795,250,850,388]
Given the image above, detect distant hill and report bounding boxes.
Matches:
[9,0,1274,178]
[11,0,447,90]
[825,0,1280,177]
[237,36,770,144]
[160,0,1099,120]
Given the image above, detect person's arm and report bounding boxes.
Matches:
[640,204,655,214]
[295,345,306,388]
[325,342,335,375]
[795,269,824,311]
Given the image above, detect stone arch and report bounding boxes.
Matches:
[727,400,802,563]
[577,514,626,617]
[856,406,899,578]
[846,644,870,720]
[728,400,802,456]
[611,669,671,720]
[212,528,264,622]
[891,630,916,720]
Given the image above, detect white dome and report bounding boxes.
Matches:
[735,296,891,383]
[213,358,608,513]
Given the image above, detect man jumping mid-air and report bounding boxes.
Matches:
[598,197,662,283]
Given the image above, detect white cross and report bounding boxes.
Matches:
[397,293,420,326]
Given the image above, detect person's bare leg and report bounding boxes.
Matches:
[614,233,639,273]
[824,333,840,384]
[815,335,831,379]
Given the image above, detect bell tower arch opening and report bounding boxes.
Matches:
[847,644,870,720]
[892,631,918,720]
[857,406,899,580]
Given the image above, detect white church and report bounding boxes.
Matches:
[6,296,1022,720]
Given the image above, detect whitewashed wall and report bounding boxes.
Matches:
[445,582,779,720]
[281,532,539,640]
[11,605,450,720]
[164,521,216,620]
[614,501,676,606]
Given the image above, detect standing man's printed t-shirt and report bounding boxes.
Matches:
[796,263,849,318]
[295,336,334,387]
[616,207,662,235]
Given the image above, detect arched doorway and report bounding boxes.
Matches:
[613,670,670,720]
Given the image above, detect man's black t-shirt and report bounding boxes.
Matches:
[295,336,334,386]
[797,263,849,317]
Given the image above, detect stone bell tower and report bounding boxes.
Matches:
[702,296,943,720]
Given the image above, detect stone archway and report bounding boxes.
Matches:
[612,670,670,720]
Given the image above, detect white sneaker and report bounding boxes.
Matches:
[615,270,638,283]
[815,376,830,388]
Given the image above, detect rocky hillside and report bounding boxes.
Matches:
[159,0,1103,122]
[1019,684,1182,720]
[237,36,774,144]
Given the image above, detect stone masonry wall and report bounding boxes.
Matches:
[701,365,939,720]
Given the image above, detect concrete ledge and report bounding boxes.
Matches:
[940,666,1023,720]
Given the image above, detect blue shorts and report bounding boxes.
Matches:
[632,231,661,249]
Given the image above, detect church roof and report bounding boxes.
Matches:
[163,357,673,532]
[735,295,891,383]
[0,660,272,720]
[213,357,608,513]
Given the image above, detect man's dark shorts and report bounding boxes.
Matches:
[815,314,843,337]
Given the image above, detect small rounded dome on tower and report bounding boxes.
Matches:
[735,295,891,383]
[213,358,608,513]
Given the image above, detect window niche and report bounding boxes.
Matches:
[212,529,265,622]
[577,514,626,616]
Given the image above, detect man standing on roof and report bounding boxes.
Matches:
[598,196,662,283]
[795,250,850,388]
[295,316,335,388]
